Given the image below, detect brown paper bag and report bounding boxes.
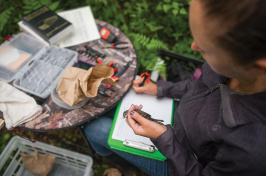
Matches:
[56,67,87,106]
[20,149,55,176]
[80,64,115,97]
[57,64,116,106]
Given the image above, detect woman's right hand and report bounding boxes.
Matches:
[132,77,157,95]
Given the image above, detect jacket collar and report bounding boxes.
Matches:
[220,84,266,128]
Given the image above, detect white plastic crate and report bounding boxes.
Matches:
[0,136,93,176]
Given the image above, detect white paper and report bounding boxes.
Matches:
[112,89,173,147]
[58,6,100,48]
[0,47,21,66]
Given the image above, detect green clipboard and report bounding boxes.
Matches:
[108,100,174,161]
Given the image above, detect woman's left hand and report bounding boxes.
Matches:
[126,104,167,139]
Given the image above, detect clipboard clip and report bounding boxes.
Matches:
[123,139,155,153]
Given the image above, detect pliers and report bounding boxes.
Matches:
[101,42,129,50]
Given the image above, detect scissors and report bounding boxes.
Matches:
[101,42,129,50]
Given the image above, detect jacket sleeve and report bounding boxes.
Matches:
[151,125,203,175]
[157,79,197,99]
[151,123,266,176]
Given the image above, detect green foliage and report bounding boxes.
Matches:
[130,33,169,78]
[0,0,202,76]
[22,0,42,14]
[0,7,14,32]
[0,133,11,152]
[93,162,109,175]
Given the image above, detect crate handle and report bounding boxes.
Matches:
[34,149,39,160]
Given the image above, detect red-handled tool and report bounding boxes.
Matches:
[139,69,151,87]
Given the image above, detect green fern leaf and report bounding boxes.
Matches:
[0,8,13,32]
[48,1,60,11]
[146,23,164,32]
[22,0,42,14]
[147,38,168,50]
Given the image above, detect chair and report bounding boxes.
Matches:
[158,49,205,82]
[78,125,102,162]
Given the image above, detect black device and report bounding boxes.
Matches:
[98,24,117,43]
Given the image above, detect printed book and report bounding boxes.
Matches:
[20,6,73,45]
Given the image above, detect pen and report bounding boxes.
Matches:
[139,69,151,87]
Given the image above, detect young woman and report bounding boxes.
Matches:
[84,0,266,175]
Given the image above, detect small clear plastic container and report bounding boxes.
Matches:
[0,33,78,98]
[0,33,44,82]
[51,88,89,109]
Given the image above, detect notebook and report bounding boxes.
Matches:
[108,88,174,161]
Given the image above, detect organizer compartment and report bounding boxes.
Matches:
[0,33,78,98]
[13,46,77,98]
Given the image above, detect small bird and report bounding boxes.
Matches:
[123,109,164,125]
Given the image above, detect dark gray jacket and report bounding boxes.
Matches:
[151,63,266,176]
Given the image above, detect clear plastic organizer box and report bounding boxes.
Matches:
[0,33,78,98]
[0,136,93,176]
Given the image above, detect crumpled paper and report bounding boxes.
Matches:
[56,64,115,106]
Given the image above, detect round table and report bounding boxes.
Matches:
[18,20,138,132]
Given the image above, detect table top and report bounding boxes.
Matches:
[16,20,138,132]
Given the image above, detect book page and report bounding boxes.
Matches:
[58,6,100,48]
[112,89,173,147]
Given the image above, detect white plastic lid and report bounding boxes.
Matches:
[0,33,46,82]
[51,88,89,109]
